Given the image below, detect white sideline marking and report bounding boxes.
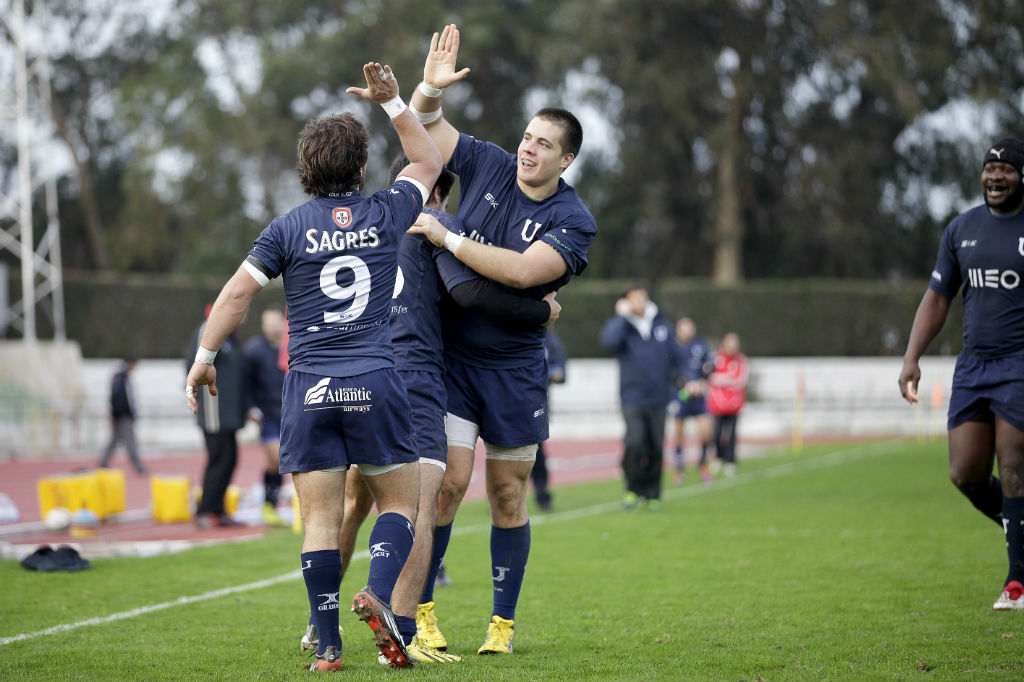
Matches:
[0,439,903,647]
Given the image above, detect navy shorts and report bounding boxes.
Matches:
[948,351,1024,431]
[444,357,548,448]
[400,369,447,463]
[279,368,417,474]
[260,417,281,443]
[670,395,707,419]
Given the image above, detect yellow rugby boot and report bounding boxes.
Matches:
[415,601,448,651]
[477,615,515,655]
[406,636,462,664]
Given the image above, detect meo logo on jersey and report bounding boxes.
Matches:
[967,268,1021,290]
[332,207,353,228]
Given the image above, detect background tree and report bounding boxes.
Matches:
[3,0,1024,283]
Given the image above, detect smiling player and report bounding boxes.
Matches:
[406,23,597,655]
[899,137,1024,611]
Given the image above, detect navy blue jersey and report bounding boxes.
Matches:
[676,337,713,383]
[930,204,1024,359]
[245,181,425,376]
[434,248,548,368]
[243,335,285,422]
[389,208,456,374]
[439,133,597,368]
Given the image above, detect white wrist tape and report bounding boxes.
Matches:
[409,104,442,125]
[443,232,465,254]
[418,81,443,98]
[195,346,217,365]
[381,95,407,118]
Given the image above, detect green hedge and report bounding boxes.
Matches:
[553,278,962,358]
[58,270,286,360]
[15,271,962,359]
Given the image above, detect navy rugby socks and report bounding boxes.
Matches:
[366,512,415,606]
[421,522,453,604]
[1003,496,1024,586]
[264,471,283,506]
[300,550,343,654]
[961,476,1003,526]
[490,522,531,621]
[395,615,417,647]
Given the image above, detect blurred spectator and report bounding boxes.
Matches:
[669,316,714,485]
[533,328,567,511]
[707,332,749,477]
[601,283,680,511]
[244,307,288,527]
[97,357,146,474]
[187,304,246,527]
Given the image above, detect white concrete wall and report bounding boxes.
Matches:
[0,356,957,456]
[547,356,956,442]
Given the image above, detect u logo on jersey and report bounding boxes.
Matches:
[332,207,353,229]
[521,218,543,242]
[1018,237,1024,257]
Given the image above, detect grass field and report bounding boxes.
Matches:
[1,439,1022,681]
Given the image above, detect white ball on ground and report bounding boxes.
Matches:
[44,507,72,531]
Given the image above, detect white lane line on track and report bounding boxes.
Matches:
[0,439,904,647]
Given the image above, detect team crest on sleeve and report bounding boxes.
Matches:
[332,207,353,229]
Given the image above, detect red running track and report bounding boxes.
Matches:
[0,439,624,553]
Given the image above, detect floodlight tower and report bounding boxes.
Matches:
[0,0,66,345]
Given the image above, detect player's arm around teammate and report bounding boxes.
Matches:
[412,212,568,289]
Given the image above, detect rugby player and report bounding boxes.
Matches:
[899,137,1024,610]
[669,316,714,485]
[406,24,598,654]
[299,155,559,661]
[186,61,439,670]
[242,307,288,527]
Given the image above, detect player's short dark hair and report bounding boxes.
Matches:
[297,113,368,196]
[533,107,583,158]
[386,153,455,204]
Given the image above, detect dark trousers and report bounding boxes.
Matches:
[196,431,238,516]
[713,414,739,464]
[622,403,667,500]
[99,416,145,473]
[531,441,551,506]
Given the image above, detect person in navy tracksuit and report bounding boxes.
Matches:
[600,283,681,510]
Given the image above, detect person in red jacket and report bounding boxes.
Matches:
[707,332,749,477]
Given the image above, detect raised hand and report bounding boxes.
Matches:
[346,62,399,103]
[423,24,471,90]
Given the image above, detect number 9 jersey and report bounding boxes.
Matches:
[243,179,428,377]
